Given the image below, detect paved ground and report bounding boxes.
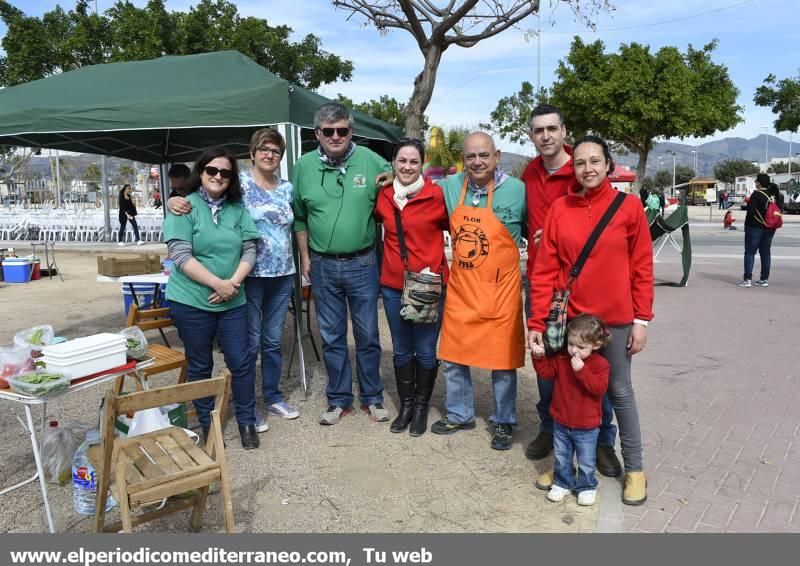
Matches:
[620,207,800,532]
[1,204,798,533]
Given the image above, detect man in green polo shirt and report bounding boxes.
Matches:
[293,102,391,426]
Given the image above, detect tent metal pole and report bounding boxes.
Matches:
[279,123,308,398]
[159,163,169,219]
[101,155,111,241]
[55,150,62,208]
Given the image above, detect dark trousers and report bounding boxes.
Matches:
[170,302,256,428]
[118,216,141,242]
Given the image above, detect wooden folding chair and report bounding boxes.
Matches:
[91,370,233,533]
[118,304,188,394]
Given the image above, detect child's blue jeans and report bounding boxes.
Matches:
[553,421,599,493]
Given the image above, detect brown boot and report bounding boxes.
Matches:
[623,471,647,505]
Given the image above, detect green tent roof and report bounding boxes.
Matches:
[0,51,402,163]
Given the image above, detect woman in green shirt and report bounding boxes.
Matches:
[163,148,262,450]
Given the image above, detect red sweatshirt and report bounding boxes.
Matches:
[374,179,450,290]
[533,352,609,429]
[528,178,654,331]
[521,146,580,280]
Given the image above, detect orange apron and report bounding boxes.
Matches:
[438,177,525,370]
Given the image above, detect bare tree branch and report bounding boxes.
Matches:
[329,1,610,136]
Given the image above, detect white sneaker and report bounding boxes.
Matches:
[117,242,126,247]
[754,279,769,287]
[266,401,300,420]
[547,484,571,502]
[577,489,597,506]
[136,240,146,246]
[737,279,752,288]
[254,409,269,433]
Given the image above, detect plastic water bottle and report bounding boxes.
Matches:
[71,429,115,515]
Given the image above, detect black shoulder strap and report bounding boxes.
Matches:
[393,208,409,268]
[569,191,627,279]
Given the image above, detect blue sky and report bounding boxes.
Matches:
[2,0,798,155]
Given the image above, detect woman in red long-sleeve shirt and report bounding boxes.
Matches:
[528,135,654,506]
[374,139,449,437]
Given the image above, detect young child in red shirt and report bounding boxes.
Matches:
[723,210,737,230]
[531,314,610,506]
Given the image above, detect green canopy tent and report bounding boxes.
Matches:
[0,50,400,164]
[0,50,403,396]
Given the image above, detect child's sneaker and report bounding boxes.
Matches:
[577,490,597,506]
[754,279,769,287]
[547,485,571,502]
[737,279,752,288]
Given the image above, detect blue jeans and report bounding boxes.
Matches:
[245,275,294,405]
[743,225,775,280]
[169,302,255,428]
[553,422,599,492]
[381,286,442,369]
[523,276,617,446]
[310,249,383,408]
[441,361,517,425]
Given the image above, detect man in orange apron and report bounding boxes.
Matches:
[431,132,526,450]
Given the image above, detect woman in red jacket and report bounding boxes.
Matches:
[528,135,654,506]
[375,138,449,436]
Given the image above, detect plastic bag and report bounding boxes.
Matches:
[0,345,34,389]
[14,324,55,354]
[118,326,148,360]
[41,421,80,485]
[127,407,171,437]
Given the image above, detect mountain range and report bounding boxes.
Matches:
[500,134,796,179]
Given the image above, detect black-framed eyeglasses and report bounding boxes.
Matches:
[203,166,233,179]
[318,127,351,138]
[256,146,282,157]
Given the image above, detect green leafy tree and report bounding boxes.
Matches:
[335,94,429,132]
[0,0,353,89]
[481,81,550,144]
[117,163,135,185]
[640,176,655,192]
[654,165,694,189]
[332,1,610,137]
[767,160,800,174]
[713,159,759,184]
[754,72,800,134]
[545,37,741,189]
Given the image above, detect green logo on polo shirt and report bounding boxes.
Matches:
[353,174,367,189]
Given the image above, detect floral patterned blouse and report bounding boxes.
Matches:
[241,171,296,278]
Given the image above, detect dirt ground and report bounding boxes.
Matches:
[0,248,600,533]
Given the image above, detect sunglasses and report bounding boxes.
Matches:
[203,166,233,179]
[319,127,351,138]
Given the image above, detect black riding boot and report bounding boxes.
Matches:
[409,361,438,437]
[390,360,416,433]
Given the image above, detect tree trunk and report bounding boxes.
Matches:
[633,148,649,191]
[404,43,443,138]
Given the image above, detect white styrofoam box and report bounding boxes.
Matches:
[42,333,126,361]
[42,345,127,380]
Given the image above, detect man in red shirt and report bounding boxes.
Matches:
[522,105,621,479]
